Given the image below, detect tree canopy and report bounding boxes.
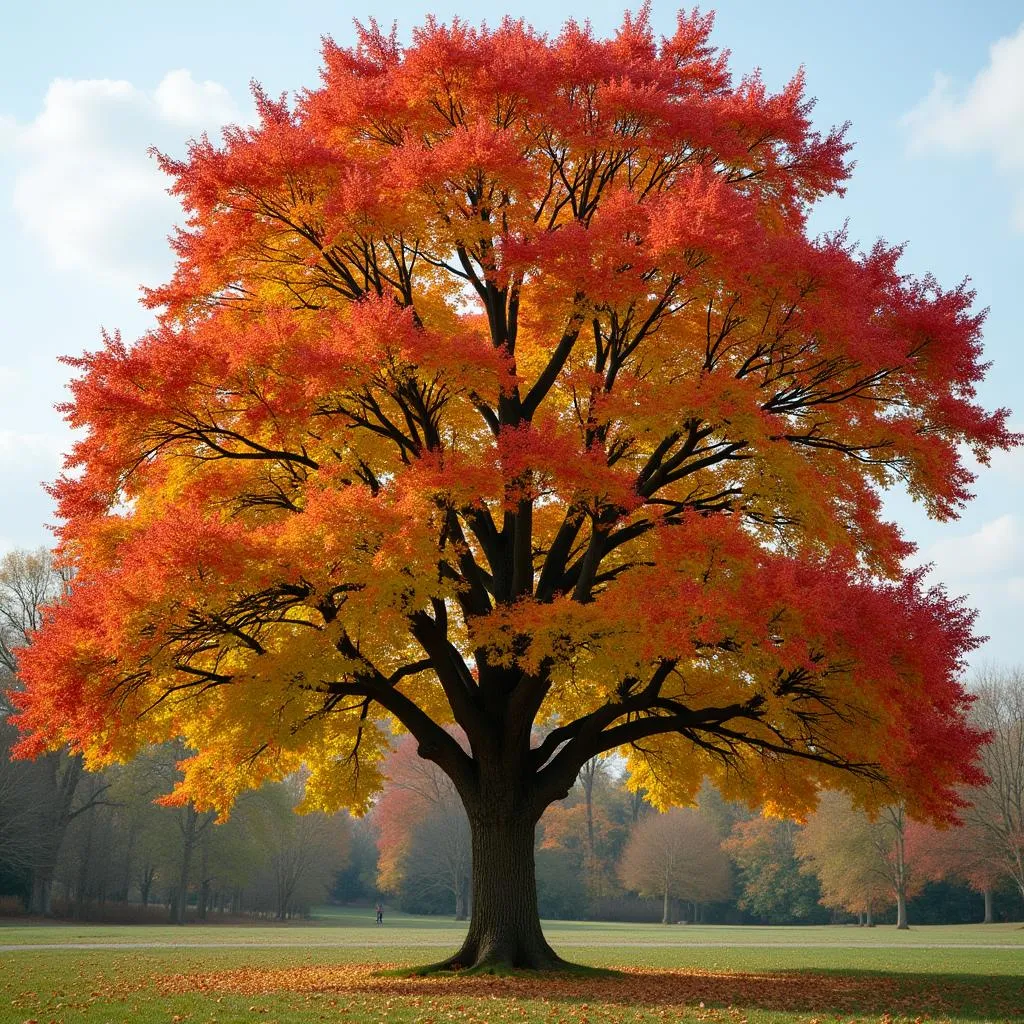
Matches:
[11,7,1018,968]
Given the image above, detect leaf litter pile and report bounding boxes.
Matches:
[94,961,1024,1023]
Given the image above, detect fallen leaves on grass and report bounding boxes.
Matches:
[12,957,1019,1023]
[143,963,1021,1020]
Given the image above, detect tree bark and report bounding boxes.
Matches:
[435,812,561,970]
[198,832,210,920]
[454,878,468,921]
[983,888,993,924]
[895,890,908,930]
[140,866,155,907]
[172,816,195,924]
[892,808,909,930]
[581,757,599,897]
[29,872,53,916]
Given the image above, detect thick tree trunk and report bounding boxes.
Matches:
[983,888,993,923]
[437,813,562,970]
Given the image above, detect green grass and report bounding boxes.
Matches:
[1,912,1022,1024]
[3,905,1022,947]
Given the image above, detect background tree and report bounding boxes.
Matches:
[375,735,471,919]
[964,667,1024,903]
[619,807,731,923]
[393,802,473,917]
[134,743,217,924]
[104,746,189,911]
[877,805,913,930]
[0,722,53,902]
[694,779,750,841]
[534,845,589,920]
[14,11,1015,968]
[331,815,380,905]
[907,818,1005,923]
[539,800,625,892]
[797,791,922,927]
[797,793,889,924]
[538,757,631,906]
[1,550,108,914]
[253,778,351,920]
[724,816,823,923]
[576,755,616,899]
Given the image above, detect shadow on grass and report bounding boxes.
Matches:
[156,964,1024,1020]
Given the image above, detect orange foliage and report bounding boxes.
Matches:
[540,802,621,858]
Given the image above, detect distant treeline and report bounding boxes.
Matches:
[368,732,1024,927]
[2,549,1023,926]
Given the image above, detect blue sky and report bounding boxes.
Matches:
[0,1,1021,669]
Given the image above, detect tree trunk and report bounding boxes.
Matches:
[173,833,194,924]
[630,788,646,824]
[983,888,993,924]
[140,867,154,907]
[581,758,598,897]
[436,813,561,970]
[29,872,53,916]
[120,825,137,904]
[865,902,874,927]
[895,891,908,930]
[893,808,909,930]
[661,887,671,925]
[198,833,210,920]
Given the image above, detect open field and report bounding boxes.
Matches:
[1,910,1022,1024]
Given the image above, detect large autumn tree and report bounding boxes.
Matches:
[13,9,1017,969]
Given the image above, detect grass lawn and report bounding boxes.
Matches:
[1,910,1022,1024]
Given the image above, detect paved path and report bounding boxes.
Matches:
[2,940,1023,951]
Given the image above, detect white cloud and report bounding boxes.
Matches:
[921,513,1024,584]
[154,69,238,126]
[5,71,247,287]
[0,429,69,470]
[904,23,1024,229]
[990,437,1024,482]
[915,514,1024,668]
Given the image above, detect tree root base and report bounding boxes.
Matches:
[380,957,622,978]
